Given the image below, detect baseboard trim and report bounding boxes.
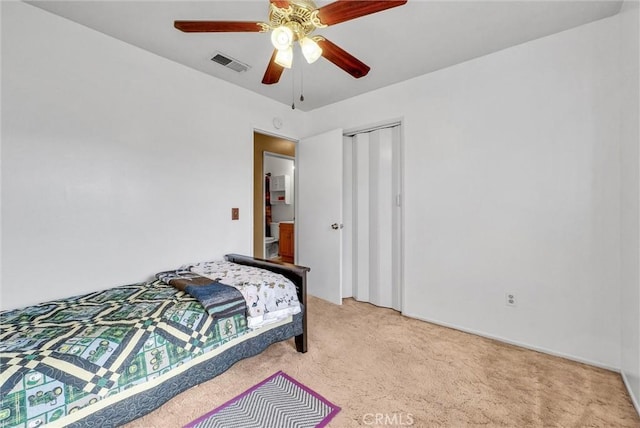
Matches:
[622,371,640,416]
[401,311,619,372]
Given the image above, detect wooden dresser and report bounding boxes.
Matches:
[279,222,294,263]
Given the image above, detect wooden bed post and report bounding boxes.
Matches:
[225,254,309,353]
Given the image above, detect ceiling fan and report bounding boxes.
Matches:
[174,0,407,85]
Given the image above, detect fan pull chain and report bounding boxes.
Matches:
[300,66,305,102]
[291,66,295,110]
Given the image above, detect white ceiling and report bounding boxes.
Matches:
[27,0,623,111]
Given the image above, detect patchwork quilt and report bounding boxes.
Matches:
[0,280,248,428]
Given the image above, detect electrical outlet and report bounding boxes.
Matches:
[231,208,239,220]
[505,292,517,307]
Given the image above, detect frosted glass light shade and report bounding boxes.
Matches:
[271,26,293,51]
[275,46,293,68]
[300,37,322,64]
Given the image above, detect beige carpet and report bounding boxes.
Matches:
[126,296,639,427]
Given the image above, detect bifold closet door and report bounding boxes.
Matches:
[352,126,401,310]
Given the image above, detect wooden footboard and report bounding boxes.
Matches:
[224,253,309,353]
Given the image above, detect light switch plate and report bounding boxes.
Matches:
[231,208,239,220]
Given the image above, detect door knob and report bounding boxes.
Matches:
[331,223,343,230]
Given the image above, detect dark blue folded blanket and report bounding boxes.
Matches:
[156,270,246,321]
[184,282,246,321]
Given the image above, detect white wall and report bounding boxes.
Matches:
[0,2,305,310]
[307,14,625,369]
[620,0,640,413]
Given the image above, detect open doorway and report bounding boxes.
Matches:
[264,153,295,261]
[253,131,296,259]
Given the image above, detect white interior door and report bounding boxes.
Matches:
[296,128,343,305]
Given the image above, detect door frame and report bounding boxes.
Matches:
[263,151,296,258]
[253,130,297,259]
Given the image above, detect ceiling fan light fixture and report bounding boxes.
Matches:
[175,0,409,85]
[300,37,322,64]
[271,25,294,50]
[275,46,293,68]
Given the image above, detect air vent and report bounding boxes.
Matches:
[211,52,250,73]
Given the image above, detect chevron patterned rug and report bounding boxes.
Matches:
[184,371,341,428]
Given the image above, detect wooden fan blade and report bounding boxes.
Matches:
[174,21,264,32]
[262,50,285,85]
[317,0,407,26]
[317,38,370,79]
[270,0,290,8]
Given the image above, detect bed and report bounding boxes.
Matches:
[0,254,309,428]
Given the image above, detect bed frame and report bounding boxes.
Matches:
[1,254,310,428]
[225,253,309,353]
